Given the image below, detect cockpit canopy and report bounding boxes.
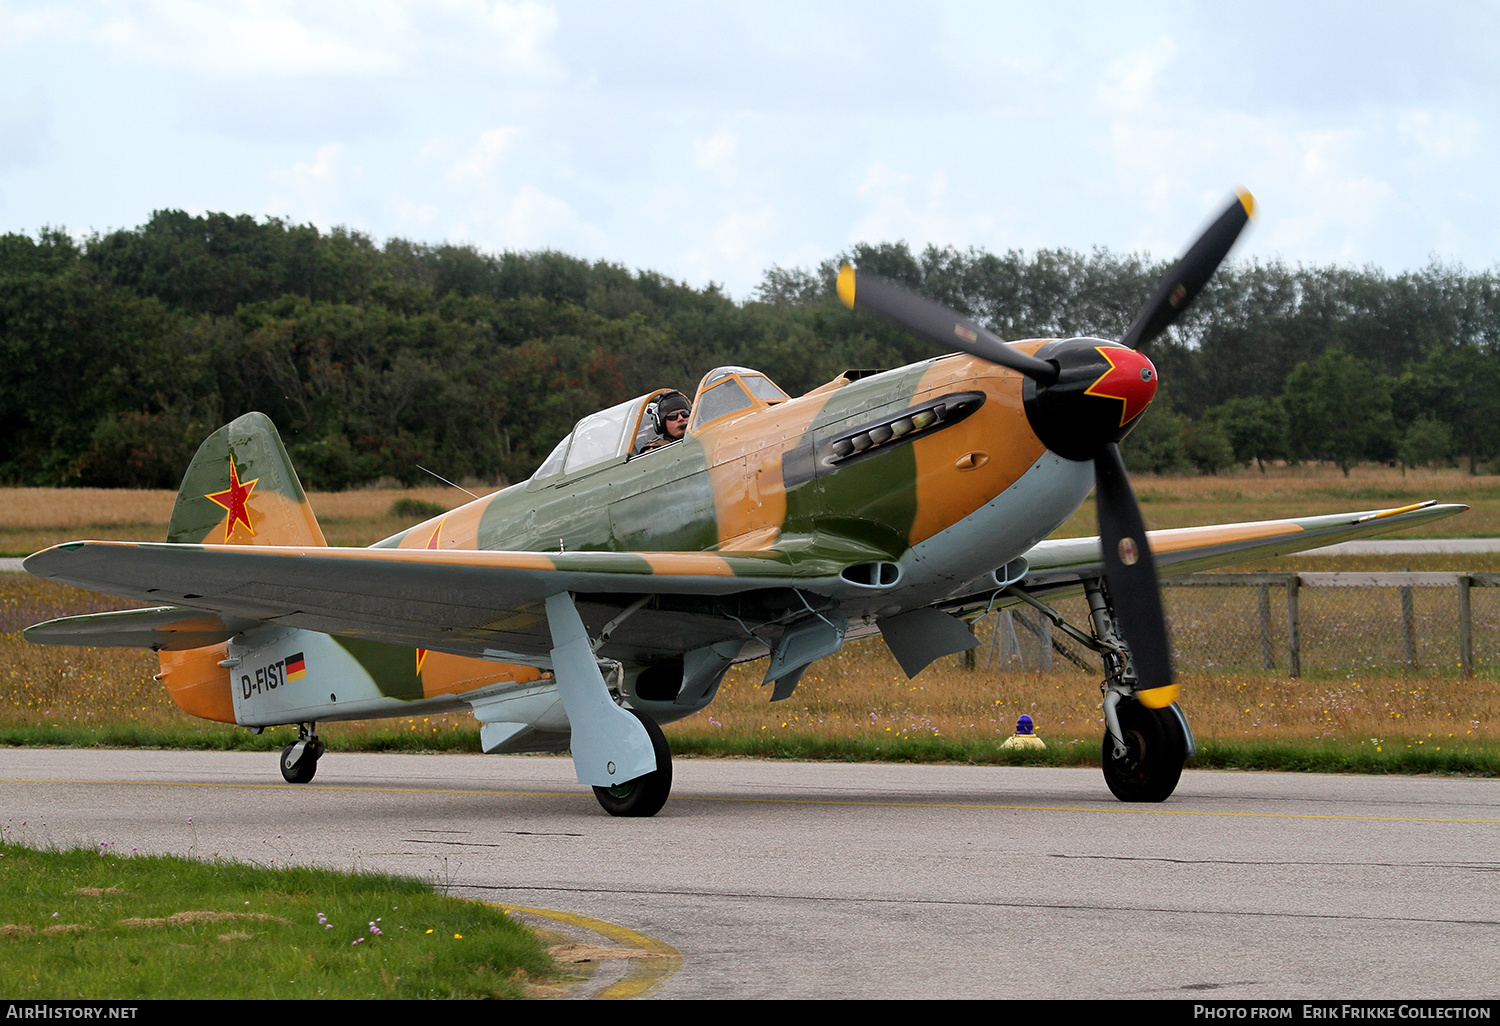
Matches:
[530,367,789,482]
[689,366,788,430]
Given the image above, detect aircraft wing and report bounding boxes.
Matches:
[1015,500,1469,598]
[22,541,853,664]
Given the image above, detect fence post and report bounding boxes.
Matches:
[1400,585,1417,670]
[1286,574,1301,678]
[1037,613,1053,672]
[1258,583,1274,670]
[1459,575,1473,678]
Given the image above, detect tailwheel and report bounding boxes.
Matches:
[1102,699,1186,803]
[279,727,324,784]
[592,710,672,817]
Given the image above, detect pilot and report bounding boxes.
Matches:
[638,391,692,452]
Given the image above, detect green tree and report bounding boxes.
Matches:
[1282,350,1396,476]
[1208,395,1287,472]
[1397,416,1454,471]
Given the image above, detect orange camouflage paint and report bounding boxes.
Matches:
[157,643,236,723]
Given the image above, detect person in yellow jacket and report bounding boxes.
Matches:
[1000,714,1045,750]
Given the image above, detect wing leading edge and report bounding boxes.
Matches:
[1015,501,1468,598]
[22,541,854,663]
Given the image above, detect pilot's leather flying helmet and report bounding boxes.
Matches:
[650,391,692,433]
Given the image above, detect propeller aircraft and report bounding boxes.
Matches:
[23,189,1465,816]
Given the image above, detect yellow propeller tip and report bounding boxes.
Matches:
[1136,684,1180,709]
[1235,188,1256,220]
[836,264,856,309]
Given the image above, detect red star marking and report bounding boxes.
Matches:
[416,520,444,677]
[1084,346,1158,428]
[204,459,259,543]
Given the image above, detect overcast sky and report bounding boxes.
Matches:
[2,1,1496,298]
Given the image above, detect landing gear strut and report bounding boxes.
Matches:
[591,709,673,817]
[1006,578,1193,802]
[1101,698,1187,802]
[1084,579,1192,802]
[280,723,324,784]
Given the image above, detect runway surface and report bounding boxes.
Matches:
[3,748,1498,999]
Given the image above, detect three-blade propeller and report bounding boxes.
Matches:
[839,189,1256,707]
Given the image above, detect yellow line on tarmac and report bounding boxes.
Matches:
[497,905,682,999]
[674,793,1500,825]
[6,777,1497,825]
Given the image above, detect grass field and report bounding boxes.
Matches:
[0,841,557,999]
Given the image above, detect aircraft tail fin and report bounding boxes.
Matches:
[167,412,326,547]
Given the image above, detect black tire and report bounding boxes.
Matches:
[1102,699,1186,802]
[592,710,672,817]
[280,740,322,784]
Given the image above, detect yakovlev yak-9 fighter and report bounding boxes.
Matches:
[24,190,1464,815]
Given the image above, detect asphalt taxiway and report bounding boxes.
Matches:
[3,748,1497,999]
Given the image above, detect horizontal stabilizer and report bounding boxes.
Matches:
[24,607,261,651]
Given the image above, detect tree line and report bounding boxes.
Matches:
[1,211,1496,490]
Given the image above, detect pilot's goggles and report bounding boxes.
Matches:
[665,411,690,422]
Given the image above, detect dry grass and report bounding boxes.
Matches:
[666,636,1498,753]
[1054,464,1498,537]
[0,486,481,554]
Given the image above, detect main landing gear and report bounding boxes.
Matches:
[1008,578,1194,802]
[544,592,672,817]
[1101,697,1187,802]
[591,709,673,817]
[280,723,324,784]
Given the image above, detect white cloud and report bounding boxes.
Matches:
[0,88,51,170]
[708,204,777,263]
[91,0,406,78]
[1395,109,1482,163]
[693,127,737,182]
[32,0,561,82]
[848,164,993,248]
[462,183,604,253]
[1097,37,1178,116]
[448,127,520,185]
[264,143,361,225]
[389,196,439,228]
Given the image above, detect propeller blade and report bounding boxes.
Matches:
[1093,442,1177,708]
[836,265,1059,385]
[1120,188,1255,351]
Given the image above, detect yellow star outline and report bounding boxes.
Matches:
[1083,346,1155,428]
[415,519,444,677]
[204,458,259,543]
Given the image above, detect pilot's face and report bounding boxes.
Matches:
[664,409,689,439]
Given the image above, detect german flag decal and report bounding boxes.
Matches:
[285,652,307,681]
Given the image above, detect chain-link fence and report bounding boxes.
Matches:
[977,572,1498,677]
